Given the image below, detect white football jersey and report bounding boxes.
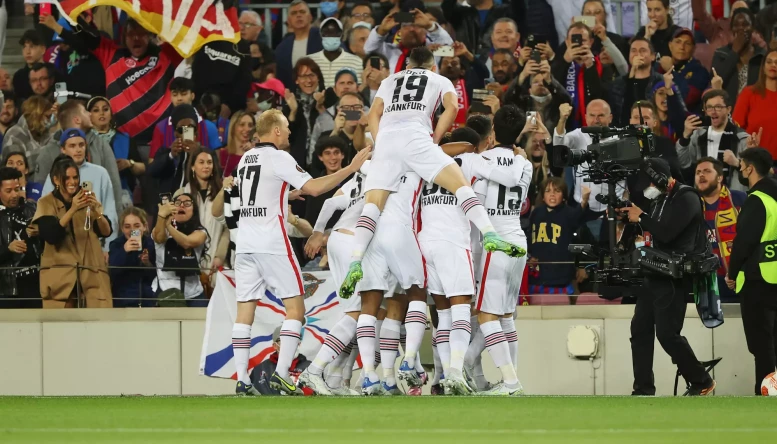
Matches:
[376,68,456,135]
[333,162,370,232]
[419,152,530,249]
[381,170,424,230]
[234,143,312,254]
[474,147,533,241]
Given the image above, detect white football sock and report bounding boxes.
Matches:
[403,301,427,367]
[309,316,357,376]
[356,314,379,381]
[500,316,518,370]
[481,320,518,385]
[232,323,252,385]
[380,318,401,387]
[351,203,381,261]
[276,320,302,380]
[342,339,359,382]
[449,304,472,376]
[455,187,494,234]
[326,338,355,388]
[374,319,383,367]
[431,335,443,385]
[436,309,452,375]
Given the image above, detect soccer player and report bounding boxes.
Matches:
[339,46,525,299]
[297,163,371,396]
[231,110,370,396]
[471,105,534,396]
[419,124,532,395]
[355,169,429,395]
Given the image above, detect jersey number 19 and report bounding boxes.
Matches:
[392,75,428,103]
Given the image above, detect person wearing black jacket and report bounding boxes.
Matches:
[191,40,253,119]
[0,167,41,308]
[725,148,777,395]
[148,105,200,196]
[440,0,525,55]
[618,158,717,396]
[550,23,606,128]
[609,37,664,127]
[503,59,573,134]
[711,7,766,106]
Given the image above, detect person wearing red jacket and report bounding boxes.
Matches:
[40,14,182,145]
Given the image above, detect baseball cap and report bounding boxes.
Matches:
[320,17,344,32]
[59,128,86,146]
[672,27,695,42]
[334,67,358,84]
[248,78,285,99]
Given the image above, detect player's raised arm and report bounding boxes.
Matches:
[433,91,458,145]
[472,151,533,188]
[301,147,372,197]
[368,97,384,142]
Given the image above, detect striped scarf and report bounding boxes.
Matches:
[706,186,738,272]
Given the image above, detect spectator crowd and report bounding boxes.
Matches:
[0,0,776,308]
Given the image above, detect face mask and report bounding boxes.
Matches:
[251,57,263,71]
[320,1,339,17]
[531,94,551,104]
[257,100,272,112]
[635,241,645,249]
[643,186,662,200]
[322,36,342,52]
[531,154,544,163]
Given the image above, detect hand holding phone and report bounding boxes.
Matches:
[573,16,596,28]
[370,57,381,70]
[81,181,93,194]
[130,229,142,251]
[432,46,454,57]
[393,11,414,25]
[160,193,171,205]
[343,110,361,121]
[182,126,195,142]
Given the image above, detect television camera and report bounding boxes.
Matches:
[552,124,657,299]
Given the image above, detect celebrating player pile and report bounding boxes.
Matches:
[230,47,532,397]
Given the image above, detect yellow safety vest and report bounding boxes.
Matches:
[736,190,777,292]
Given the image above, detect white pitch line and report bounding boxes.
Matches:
[3,428,777,435]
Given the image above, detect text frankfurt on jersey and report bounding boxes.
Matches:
[241,207,268,217]
[488,208,521,216]
[421,194,457,206]
[384,102,427,113]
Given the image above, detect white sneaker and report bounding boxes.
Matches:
[298,369,333,395]
[479,381,523,396]
[444,373,473,395]
[329,383,360,396]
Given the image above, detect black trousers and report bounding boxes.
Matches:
[739,280,777,395]
[630,276,711,395]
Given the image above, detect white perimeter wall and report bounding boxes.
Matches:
[0,305,755,396]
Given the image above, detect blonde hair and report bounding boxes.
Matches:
[255,109,286,137]
[22,95,53,138]
[119,206,149,230]
[226,111,255,155]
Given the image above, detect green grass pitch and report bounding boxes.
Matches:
[0,396,775,443]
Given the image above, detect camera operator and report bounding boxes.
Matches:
[0,167,41,308]
[618,158,716,396]
[724,148,777,395]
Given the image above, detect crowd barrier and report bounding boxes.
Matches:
[0,259,625,306]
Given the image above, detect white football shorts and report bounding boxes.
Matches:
[475,237,527,316]
[234,252,304,302]
[365,128,455,193]
[359,221,426,293]
[420,239,475,298]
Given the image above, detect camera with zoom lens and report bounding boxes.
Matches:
[553,124,658,297]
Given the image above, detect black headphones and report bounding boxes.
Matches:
[642,160,669,191]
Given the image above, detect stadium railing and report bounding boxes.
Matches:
[0,259,620,307]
